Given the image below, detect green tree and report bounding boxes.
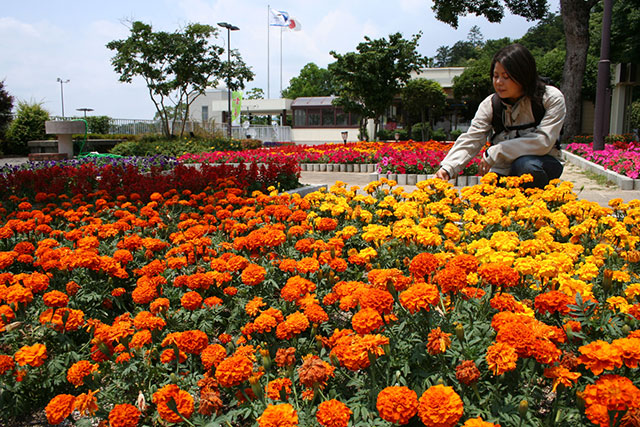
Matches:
[281,63,336,99]
[402,78,447,141]
[0,80,14,147]
[431,0,599,139]
[329,32,427,140]
[5,101,49,155]
[611,0,640,64]
[107,21,253,138]
[452,57,493,119]
[245,88,265,99]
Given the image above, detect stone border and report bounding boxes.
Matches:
[286,184,327,197]
[561,150,640,190]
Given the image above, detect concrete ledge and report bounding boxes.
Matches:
[562,150,639,190]
[28,153,69,161]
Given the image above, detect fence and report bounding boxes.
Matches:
[49,116,291,141]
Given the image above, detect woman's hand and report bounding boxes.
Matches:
[435,168,450,181]
[479,158,491,175]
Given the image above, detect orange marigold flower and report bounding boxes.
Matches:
[133,310,165,331]
[246,296,266,317]
[181,291,203,310]
[417,385,464,427]
[160,348,187,364]
[266,377,293,401]
[111,287,127,297]
[14,343,47,367]
[426,327,452,355]
[218,333,232,344]
[434,266,468,294]
[399,283,440,314]
[150,297,170,314]
[129,330,153,349]
[448,254,479,274]
[176,330,209,354]
[456,360,481,385]
[67,360,98,387]
[275,347,296,367]
[461,417,502,426]
[612,337,640,369]
[316,399,352,427]
[66,280,80,296]
[276,311,310,340]
[298,354,335,389]
[281,276,317,302]
[543,366,581,392]
[224,286,238,296]
[45,394,75,425]
[477,263,520,288]
[352,307,384,335]
[242,263,267,286]
[215,354,253,387]
[0,354,15,374]
[578,340,623,375]
[5,283,33,306]
[534,291,572,315]
[152,384,194,424]
[297,257,320,274]
[376,386,418,425]
[359,287,394,314]
[490,293,526,313]
[316,217,338,232]
[258,403,299,427]
[42,290,68,308]
[486,342,518,376]
[74,389,98,416]
[579,374,640,427]
[409,252,439,279]
[304,303,329,324]
[201,344,227,370]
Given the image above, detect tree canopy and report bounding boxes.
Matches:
[107,21,253,138]
[329,32,427,140]
[281,63,335,99]
[0,80,14,144]
[402,78,447,140]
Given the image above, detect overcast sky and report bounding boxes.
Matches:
[2,0,560,120]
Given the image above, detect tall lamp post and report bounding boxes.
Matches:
[56,78,70,118]
[218,22,239,139]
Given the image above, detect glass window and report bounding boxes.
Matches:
[350,113,361,127]
[335,109,347,126]
[201,106,209,122]
[294,109,306,127]
[322,109,334,126]
[308,110,321,126]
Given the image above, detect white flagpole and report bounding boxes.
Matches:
[280,26,283,98]
[267,5,270,99]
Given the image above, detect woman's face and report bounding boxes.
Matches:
[493,62,524,102]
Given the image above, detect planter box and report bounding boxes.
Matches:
[407,174,417,185]
[562,150,640,190]
[397,174,407,185]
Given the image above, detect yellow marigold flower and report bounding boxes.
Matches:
[607,296,630,313]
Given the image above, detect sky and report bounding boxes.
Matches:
[2,0,561,120]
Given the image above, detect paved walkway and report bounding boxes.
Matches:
[300,162,640,207]
[3,156,640,207]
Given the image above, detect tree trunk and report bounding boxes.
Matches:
[560,0,596,140]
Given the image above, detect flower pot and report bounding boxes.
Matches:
[339,164,347,172]
[319,164,327,172]
[456,175,468,187]
[397,174,407,185]
[368,173,379,182]
[387,173,397,182]
[352,164,360,172]
[300,163,307,171]
[313,163,321,172]
[368,164,376,173]
[333,164,340,172]
[407,174,417,185]
[467,176,480,186]
[326,164,333,172]
[346,164,354,172]
[417,174,428,182]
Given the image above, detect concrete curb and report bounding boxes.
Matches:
[562,150,638,190]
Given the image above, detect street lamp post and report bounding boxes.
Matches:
[56,78,70,118]
[76,108,94,119]
[218,22,239,139]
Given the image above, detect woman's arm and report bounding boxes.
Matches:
[439,94,494,178]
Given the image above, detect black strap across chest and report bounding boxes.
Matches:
[490,93,545,143]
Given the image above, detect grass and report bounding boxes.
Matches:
[581,169,617,187]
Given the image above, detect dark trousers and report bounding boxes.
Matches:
[510,155,563,189]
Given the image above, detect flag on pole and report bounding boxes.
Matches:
[287,17,302,31]
[269,8,289,26]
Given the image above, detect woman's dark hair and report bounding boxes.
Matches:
[490,43,546,104]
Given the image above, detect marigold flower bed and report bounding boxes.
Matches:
[1,170,640,426]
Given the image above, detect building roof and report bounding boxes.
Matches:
[291,96,336,107]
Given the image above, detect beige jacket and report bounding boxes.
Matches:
[439,85,566,177]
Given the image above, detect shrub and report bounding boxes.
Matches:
[450,129,463,140]
[431,128,447,141]
[110,136,253,157]
[411,122,431,141]
[630,100,640,131]
[85,115,111,134]
[5,101,50,154]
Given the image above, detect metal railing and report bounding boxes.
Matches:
[49,116,291,141]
